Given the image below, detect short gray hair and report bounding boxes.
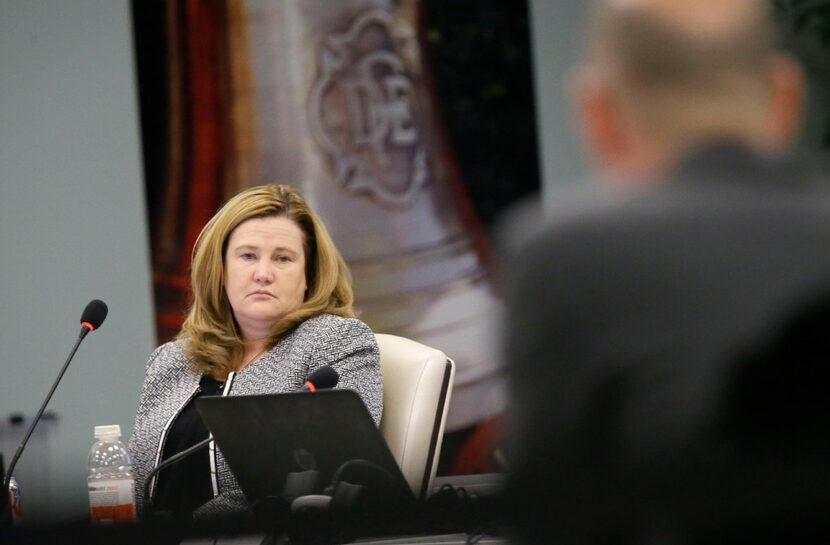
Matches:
[583,0,780,144]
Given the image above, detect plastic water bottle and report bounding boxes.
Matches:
[87,424,137,525]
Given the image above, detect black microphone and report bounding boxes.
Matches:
[1,300,108,526]
[142,365,340,517]
[301,366,340,392]
[80,299,108,339]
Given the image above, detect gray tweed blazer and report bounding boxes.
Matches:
[127,313,382,520]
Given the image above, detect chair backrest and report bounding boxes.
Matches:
[375,333,455,500]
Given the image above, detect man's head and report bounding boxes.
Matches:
[572,0,805,181]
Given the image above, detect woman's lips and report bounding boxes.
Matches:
[249,290,275,298]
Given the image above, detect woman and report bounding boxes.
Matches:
[128,184,382,521]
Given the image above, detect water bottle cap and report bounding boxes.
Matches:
[94,424,122,439]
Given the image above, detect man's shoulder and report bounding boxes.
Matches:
[498,186,608,252]
[500,184,644,255]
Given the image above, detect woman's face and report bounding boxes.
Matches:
[224,215,308,340]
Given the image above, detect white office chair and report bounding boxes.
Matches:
[375,333,456,501]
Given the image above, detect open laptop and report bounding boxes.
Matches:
[195,389,414,507]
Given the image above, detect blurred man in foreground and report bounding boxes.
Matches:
[502,0,830,543]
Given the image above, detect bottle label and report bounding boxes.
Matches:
[88,479,136,525]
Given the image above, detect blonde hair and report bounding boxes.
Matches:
[178,184,355,377]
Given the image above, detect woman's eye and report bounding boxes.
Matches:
[241,253,256,261]
[275,255,292,264]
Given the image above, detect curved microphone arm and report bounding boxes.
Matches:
[143,436,213,516]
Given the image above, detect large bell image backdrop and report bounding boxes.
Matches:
[147,0,506,439]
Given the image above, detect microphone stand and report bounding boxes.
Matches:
[142,436,280,545]
[143,436,213,518]
[1,326,91,526]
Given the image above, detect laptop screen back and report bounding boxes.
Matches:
[195,389,412,504]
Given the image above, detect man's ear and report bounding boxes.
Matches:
[569,70,631,173]
[763,54,805,152]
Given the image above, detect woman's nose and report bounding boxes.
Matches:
[253,259,274,283]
